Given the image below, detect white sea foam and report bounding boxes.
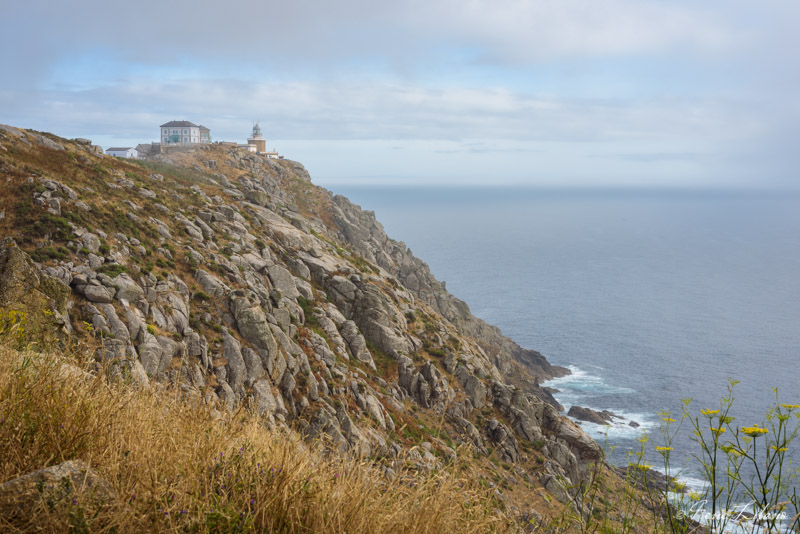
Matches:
[543,366,651,442]
[568,413,654,444]
[543,366,636,396]
[674,475,707,493]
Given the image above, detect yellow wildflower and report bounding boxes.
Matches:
[781,404,800,410]
[771,446,788,452]
[662,417,676,423]
[710,427,726,435]
[701,409,720,416]
[741,424,769,437]
[655,446,673,452]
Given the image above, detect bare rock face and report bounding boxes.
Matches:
[543,415,604,484]
[110,273,144,302]
[266,264,300,300]
[0,238,42,307]
[81,283,115,303]
[306,408,349,454]
[253,378,278,418]
[229,292,279,357]
[454,365,487,409]
[449,416,487,454]
[0,123,25,139]
[223,331,247,393]
[195,269,229,297]
[486,419,520,463]
[0,238,70,332]
[492,382,545,444]
[138,333,164,375]
[339,320,374,368]
[0,460,114,518]
[33,133,65,151]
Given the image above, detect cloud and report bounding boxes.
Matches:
[413,0,733,63]
[1,0,739,81]
[2,0,799,188]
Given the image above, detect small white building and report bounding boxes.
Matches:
[159,121,211,144]
[105,147,138,159]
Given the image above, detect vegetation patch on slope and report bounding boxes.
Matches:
[0,342,508,533]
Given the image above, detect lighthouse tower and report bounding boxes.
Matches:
[247,122,266,154]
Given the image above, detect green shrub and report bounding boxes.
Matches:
[297,297,319,328]
[97,264,128,277]
[30,246,70,263]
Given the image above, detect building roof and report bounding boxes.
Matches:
[198,125,210,131]
[160,120,199,128]
[106,147,133,152]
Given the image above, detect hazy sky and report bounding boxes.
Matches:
[1,0,798,188]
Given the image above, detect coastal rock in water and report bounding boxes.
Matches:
[567,406,619,426]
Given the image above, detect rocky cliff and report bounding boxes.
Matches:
[0,124,602,517]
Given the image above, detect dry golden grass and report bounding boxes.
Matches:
[0,342,509,533]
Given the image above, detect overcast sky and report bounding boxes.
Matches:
[1,0,798,188]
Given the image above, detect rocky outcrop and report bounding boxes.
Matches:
[486,419,520,463]
[0,238,70,334]
[398,357,448,410]
[0,460,114,518]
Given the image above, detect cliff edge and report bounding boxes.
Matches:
[0,125,604,525]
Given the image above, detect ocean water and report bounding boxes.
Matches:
[333,186,800,482]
